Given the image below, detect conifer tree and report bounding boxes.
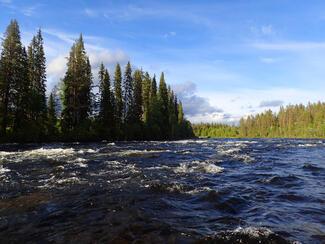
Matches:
[113,63,123,136]
[98,63,114,138]
[168,87,177,139]
[132,70,143,124]
[61,34,92,137]
[142,72,151,123]
[0,20,26,137]
[47,92,58,138]
[146,74,161,139]
[158,72,169,138]
[27,29,47,137]
[122,61,133,124]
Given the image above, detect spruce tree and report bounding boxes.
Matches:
[0,20,26,137]
[168,87,177,139]
[98,63,114,138]
[113,63,123,137]
[61,34,92,137]
[142,72,151,123]
[132,70,143,124]
[158,72,169,138]
[27,29,47,137]
[122,61,133,124]
[47,92,58,138]
[147,74,162,139]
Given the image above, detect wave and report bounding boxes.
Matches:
[147,181,212,195]
[218,149,254,163]
[174,161,224,174]
[116,149,169,158]
[203,227,292,243]
[0,165,10,174]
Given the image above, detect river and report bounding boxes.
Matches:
[0,139,324,243]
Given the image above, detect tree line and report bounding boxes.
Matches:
[194,102,325,138]
[0,20,193,142]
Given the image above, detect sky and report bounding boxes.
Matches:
[1,0,325,124]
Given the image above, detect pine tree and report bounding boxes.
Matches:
[146,74,162,139]
[158,72,169,138]
[27,29,47,137]
[168,87,177,139]
[98,63,114,138]
[132,70,143,124]
[142,72,151,123]
[0,20,26,137]
[14,46,30,134]
[47,92,58,138]
[113,63,123,137]
[122,61,133,124]
[61,34,92,137]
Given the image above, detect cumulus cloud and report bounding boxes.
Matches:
[47,55,67,79]
[88,49,129,70]
[259,100,284,107]
[173,81,223,117]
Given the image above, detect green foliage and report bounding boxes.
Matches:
[46,92,58,139]
[122,61,133,124]
[240,103,325,138]
[194,102,325,139]
[0,19,194,142]
[98,63,114,139]
[61,34,93,139]
[27,29,47,139]
[193,123,239,138]
[113,63,123,137]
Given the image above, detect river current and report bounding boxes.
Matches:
[0,139,324,243]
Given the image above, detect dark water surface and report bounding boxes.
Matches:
[0,139,324,243]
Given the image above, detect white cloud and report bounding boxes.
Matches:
[260,57,277,64]
[259,100,283,107]
[21,6,37,16]
[194,87,325,124]
[40,28,129,90]
[84,8,98,17]
[173,81,223,118]
[163,31,176,38]
[261,25,274,35]
[47,55,67,78]
[252,41,325,51]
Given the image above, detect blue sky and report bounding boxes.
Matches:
[2,0,325,123]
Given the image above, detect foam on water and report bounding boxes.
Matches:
[233,226,273,238]
[0,165,10,174]
[174,161,224,174]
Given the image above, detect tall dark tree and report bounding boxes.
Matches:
[47,92,58,138]
[122,61,133,124]
[0,20,194,142]
[142,72,151,123]
[113,63,123,136]
[146,74,162,139]
[27,29,47,137]
[158,72,169,138]
[61,34,92,136]
[132,70,143,124]
[168,87,177,139]
[98,63,114,138]
[0,20,29,138]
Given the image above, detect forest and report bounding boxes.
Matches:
[0,20,193,142]
[194,102,325,138]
